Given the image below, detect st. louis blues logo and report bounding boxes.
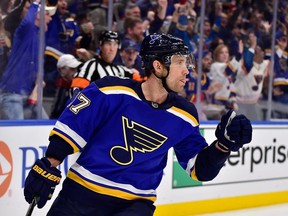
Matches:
[149,34,161,45]
[110,116,168,165]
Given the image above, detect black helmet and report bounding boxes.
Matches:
[99,30,120,45]
[140,33,191,70]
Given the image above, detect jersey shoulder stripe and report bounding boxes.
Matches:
[94,75,135,86]
[169,93,200,124]
[100,86,141,100]
[94,76,200,125]
[167,106,199,127]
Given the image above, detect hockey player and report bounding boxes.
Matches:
[24,33,252,216]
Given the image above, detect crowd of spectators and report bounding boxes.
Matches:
[0,0,288,120]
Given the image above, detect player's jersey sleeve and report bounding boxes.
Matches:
[193,141,230,181]
[169,97,208,180]
[49,82,110,153]
[173,126,207,178]
[168,96,229,182]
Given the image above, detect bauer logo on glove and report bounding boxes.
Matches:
[32,164,61,183]
[24,157,62,208]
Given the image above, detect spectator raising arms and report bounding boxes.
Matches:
[0,0,55,119]
[0,11,11,79]
[45,0,79,55]
[234,32,269,120]
[205,41,243,120]
[44,0,79,98]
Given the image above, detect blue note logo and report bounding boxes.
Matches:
[110,116,168,165]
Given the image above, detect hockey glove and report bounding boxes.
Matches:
[215,109,252,152]
[24,157,61,208]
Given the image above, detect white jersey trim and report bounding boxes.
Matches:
[71,163,157,196]
[54,121,87,148]
[185,156,197,175]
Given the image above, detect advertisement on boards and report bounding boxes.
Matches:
[1,122,288,215]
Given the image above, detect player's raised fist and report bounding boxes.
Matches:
[215,109,252,152]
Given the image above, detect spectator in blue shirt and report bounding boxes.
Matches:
[44,0,79,98]
[0,0,55,119]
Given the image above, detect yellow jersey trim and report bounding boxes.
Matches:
[67,170,157,202]
[100,86,139,98]
[49,130,80,153]
[170,106,199,127]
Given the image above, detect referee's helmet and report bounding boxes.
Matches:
[99,30,120,46]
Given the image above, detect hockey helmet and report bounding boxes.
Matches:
[99,30,120,45]
[139,33,195,71]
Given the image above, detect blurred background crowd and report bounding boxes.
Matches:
[0,0,287,121]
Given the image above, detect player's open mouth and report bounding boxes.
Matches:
[180,79,187,85]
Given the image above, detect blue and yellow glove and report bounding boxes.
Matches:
[215,109,252,152]
[24,157,61,208]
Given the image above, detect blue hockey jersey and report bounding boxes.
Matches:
[48,76,208,202]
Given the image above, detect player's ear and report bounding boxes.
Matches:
[152,60,162,72]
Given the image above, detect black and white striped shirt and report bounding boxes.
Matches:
[71,56,134,92]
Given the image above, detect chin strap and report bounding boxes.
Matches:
[161,77,171,92]
[153,66,173,92]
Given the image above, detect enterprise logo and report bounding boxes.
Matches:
[0,141,13,197]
